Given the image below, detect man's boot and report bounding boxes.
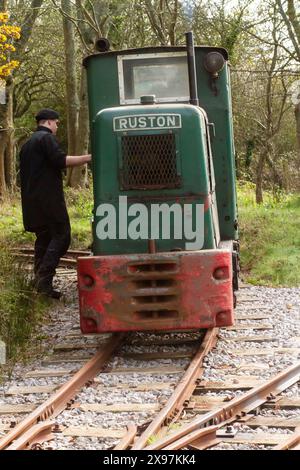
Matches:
[36,275,61,299]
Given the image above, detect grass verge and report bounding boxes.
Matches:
[0,187,93,249]
[238,183,300,286]
[0,243,49,373]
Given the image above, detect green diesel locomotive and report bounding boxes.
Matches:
[78,33,239,333]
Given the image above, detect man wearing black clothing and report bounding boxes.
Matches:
[20,108,91,298]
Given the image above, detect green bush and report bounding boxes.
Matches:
[238,183,300,286]
[0,244,48,363]
[65,187,93,248]
[0,189,93,249]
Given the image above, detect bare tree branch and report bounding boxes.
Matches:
[276,0,300,61]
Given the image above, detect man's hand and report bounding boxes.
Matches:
[65,154,91,167]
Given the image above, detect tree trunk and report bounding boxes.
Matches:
[295,102,300,155]
[0,84,9,198]
[0,0,44,197]
[68,68,89,188]
[0,0,9,197]
[0,134,7,199]
[255,152,266,204]
[61,0,79,186]
[0,80,16,196]
[5,78,15,190]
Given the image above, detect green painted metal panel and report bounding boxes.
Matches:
[194,49,238,241]
[84,45,238,253]
[91,105,215,255]
[86,54,120,123]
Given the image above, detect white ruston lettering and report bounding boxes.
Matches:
[156,116,166,127]
[114,114,181,131]
[167,115,176,127]
[128,117,137,128]
[148,116,156,127]
[119,118,128,129]
[138,116,147,128]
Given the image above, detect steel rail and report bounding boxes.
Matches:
[145,361,300,450]
[0,333,124,450]
[12,247,90,268]
[13,252,77,267]
[163,425,219,451]
[6,421,54,450]
[114,425,137,450]
[273,427,300,450]
[13,248,90,257]
[131,328,218,450]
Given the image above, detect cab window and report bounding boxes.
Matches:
[118,52,189,104]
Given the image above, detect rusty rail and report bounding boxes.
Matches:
[12,247,90,268]
[13,252,77,267]
[273,427,300,450]
[114,425,137,450]
[131,328,218,450]
[14,248,89,257]
[144,361,300,450]
[6,421,54,451]
[164,425,219,451]
[0,334,124,450]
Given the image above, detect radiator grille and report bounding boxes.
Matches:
[120,134,180,189]
[127,260,180,321]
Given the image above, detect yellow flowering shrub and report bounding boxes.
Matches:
[0,12,20,79]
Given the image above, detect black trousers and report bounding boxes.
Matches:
[34,220,71,285]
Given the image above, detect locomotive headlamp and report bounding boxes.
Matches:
[213,267,229,280]
[204,52,225,78]
[95,37,110,52]
[82,274,95,288]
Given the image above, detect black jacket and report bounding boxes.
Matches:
[20,126,68,231]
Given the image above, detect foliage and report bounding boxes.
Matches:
[0,196,34,244]
[191,0,255,64]
[2,0,300,196]
[65,186,93,248]
[0,188,93,249]
[0,11,20,78]
[0,242,48,364]
[230,1,298,201]
[13,6,67,145]
[238,183,300,286]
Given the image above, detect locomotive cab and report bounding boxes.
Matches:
[78,38,239,333]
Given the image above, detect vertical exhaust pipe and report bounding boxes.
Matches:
[185,31,199,106]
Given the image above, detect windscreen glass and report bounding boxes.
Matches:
[120,54,189,102]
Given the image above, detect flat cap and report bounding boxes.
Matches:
[35,108,59,121]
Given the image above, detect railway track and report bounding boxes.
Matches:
[1,253,299,450]
[0,316,299,450]
[0,327,211,450]
[141,362,300,450]
[12,247,89,269]
[0,334,124,450]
